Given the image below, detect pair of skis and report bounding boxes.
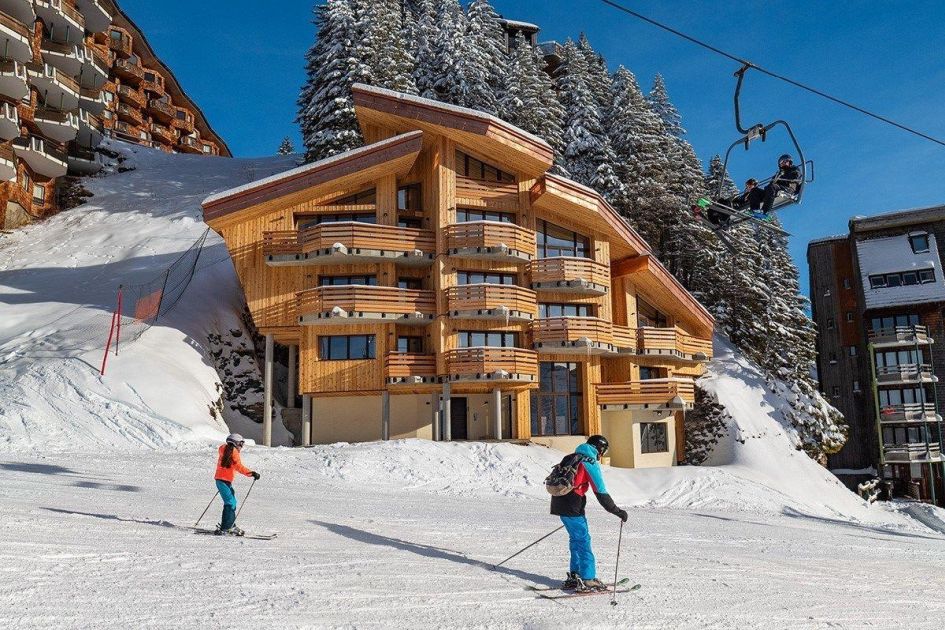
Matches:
[192,527,277,540]
[526,577,641,600]
[694,198,789,251]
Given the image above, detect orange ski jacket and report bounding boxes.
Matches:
[214,444,253,482]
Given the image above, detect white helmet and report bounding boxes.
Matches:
[225,433,244,447]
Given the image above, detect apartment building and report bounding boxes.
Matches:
[809,205,945,505]
[0,0,228,229]
[202,85,713,467]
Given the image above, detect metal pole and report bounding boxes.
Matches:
[381,391,390,441]
[99,309,117,376]
[263,333,273,447]
[491,525,565,570]
[492,387,502,440]
[235,478,256,521]
[301,394,311,446]
[611,520,625,607]
[194,490,219,528]
[114,285,123,356]
[443,381,452,441]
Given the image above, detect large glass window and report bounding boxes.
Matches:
[874,349,920,368]
[457,271,516,285]
[397,277,423,290]
[639,366,667,380]
[909,233,930,253]
[397,184,421,211]
[539,303,592,318]
[878,387,928,407]
[319,335,376,360]
[536,219,590,258]
[637,298,668,328]
[869,270,936,288]
[318,275,377,286]
[396,336,423,353]
[882,425,930,446]
[298,213,376,229]
[531,362,583,436]
[455,151,514,183]
[640,422,669,453]
[333,188,377,205]
[456,208,515,223]
[457,331,519,348]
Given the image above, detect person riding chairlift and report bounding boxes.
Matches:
[756,153,802,218]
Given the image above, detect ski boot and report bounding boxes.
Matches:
[577,578,608,593]
[214,525,245,537]
[562,572,580,590]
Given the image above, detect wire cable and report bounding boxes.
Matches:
[597,0,945,148]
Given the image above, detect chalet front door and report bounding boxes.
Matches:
[450,397,468,440]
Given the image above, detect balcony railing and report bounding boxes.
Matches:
[0,12,30,41]
[171,109,194,133]
[533,317,616,355]
[141,72,164,95]
[262,222,435,266]
[150,122,175,143]
[117,84,146,108]
[296,286,436,326]
[455,174,518,205]
[114,57,143,81]
[878,403,940,424]
[875,364,937,385]
[596,378,696,409]
[444,347,538,383]
[178,135,201,152]
[529,257,610,294]
[116,102,143,125]
[632,327,713,361]
[386,352,437,385]
[446,284,537,321]
[869,325,932,347]
[884,443,942,463]
[106,30,132,57]
[446,221,536,261]
[148,98,175,121]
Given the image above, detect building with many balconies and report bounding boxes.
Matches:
[201,85,714,468]
[809,205,945,505]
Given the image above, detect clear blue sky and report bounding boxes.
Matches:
[121,0,945,297]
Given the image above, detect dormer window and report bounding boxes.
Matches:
[909,233,930,254]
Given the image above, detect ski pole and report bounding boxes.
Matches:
[194,491,219,528]
[492,525,564,570]
[611,520,624,607]
[235,478,256,521]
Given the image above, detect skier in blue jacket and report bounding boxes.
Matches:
[550,435,628,591]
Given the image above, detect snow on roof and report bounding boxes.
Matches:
[807,234,847,247]
[856,233,945,309]
[498,18,540,31]
[850,203,945,232]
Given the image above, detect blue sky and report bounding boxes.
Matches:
[121,0,945,296]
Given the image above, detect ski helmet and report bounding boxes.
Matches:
[586,435,609,457]
[778,154,793,164]
[225,433,244,447]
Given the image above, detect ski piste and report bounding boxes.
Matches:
[193,528,277,540]
[695,197,790,236]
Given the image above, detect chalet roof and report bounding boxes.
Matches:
[351,83,554,177]
[850,203,945,233]
[201,131,423,225]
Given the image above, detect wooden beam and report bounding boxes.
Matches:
[611,255,650,277]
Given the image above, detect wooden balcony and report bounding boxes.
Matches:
[879,403,941,424]
[150,122,176,144]
[79,86,105,114]
[533,317,616,355]
[12,135,67,178]
[446,284,537,321]
[529,257,610,295]
[869,325,933,348]
[148,98,176,124]
[35,0,85,44]
[455,174,518,207]
[446,221,535,262]
[884,443,942,464]
[40,39,81,77]
[117,84,146,108]
[444,347,538,383]
[113,57,143,83]
[116,102,143,125]
[178,135,201,153]
[263,222,435,266]
[106,28,132,58]
[296,286,436,326]
[141,71,165,97]
[28,63,80,110]
[386,352,437,386]
[0,140,16,180]
[875,364,937,385]
[596,378,696,410]
[0,59,28,100]
[628,327,713,362]
[171,108,194,133]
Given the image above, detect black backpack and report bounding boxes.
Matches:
[545,453,586,496]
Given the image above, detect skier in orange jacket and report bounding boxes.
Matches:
[214,433,259,536]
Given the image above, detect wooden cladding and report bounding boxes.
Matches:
[444,347,538,382]
[529,257,610,294]
[533,317,614,345]
[445,221,536,260]
[446,284,538,319]
[297,286,436,323]
[596,379,696,407]
[455,174,518,208]
[262,223,436,265]
[635,327,713,360]
[386,352,437,383]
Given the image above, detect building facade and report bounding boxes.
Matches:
[0,0,228,229]
[202,85,713,467]
[809,206,945,505]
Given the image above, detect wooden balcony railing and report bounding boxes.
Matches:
[150,123,175,142]
[446,221,536,260]
[444,347,538,382]
[0,142,14,164]
[386,352,437,383]
[116,102,143,125]
[107,30,132,56]
[612,324,635,351]
[0,59,25,79]
[533,317,615,349]
[58,0,85,27]
[875,364,936,384]
[262,231,301,257]
[869,325,931,346]
[0,12,30,39]
[171,109,194,133]
[117,84,146,108]
[884,443,941,463]
[446,284,537,319]
[114,57,143,80]
[142,73,164,95]
[529,257,610,293]
[40,39,77,57]
[300,222,433,254]
[148,99,175,120]
[455,174,519,206]
[296,286,436,324]
[635,327,713,360]
[596,378,696,407]
[879,403,940,423]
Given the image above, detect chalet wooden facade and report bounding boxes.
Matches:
[202,84,713,468]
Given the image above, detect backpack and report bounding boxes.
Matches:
[545,453,586,496]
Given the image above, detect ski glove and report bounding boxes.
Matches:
[616,509,628,523]
[251,471,261,480]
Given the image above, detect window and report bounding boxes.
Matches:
[902,271,918,286]
[639,366,667,380]
[843,277,852,289]
[920,269,936,284]
[874,349,920,368]
[455,208,515,223]
[396,336,423,353]
[333,188,377,205]
[176,109,187,120]
[102,109,112,120]
[397,184,421,211]
[457,331,518,348]
[19,171,28,191]
[144,72,155,81]
[853,380,861,393]
[398,217,423,229]
[878,387,927,407]
[871,314,920,331]
[848,346,857,357]
[397,277,423,290]
[832,386,840,396]
[846,312,855,322]
[103,91,114,103]
[298,213,376,229]
[110,29,123,41]
[202,144,211,154]
[640,423,669,454]
[457,271,516,285]
[32,184,45,205]
[869,275,887,289]
[318,275,377,286]
[531,362,583,436]
[829,352,837,364]
[826,318,835,329]
[883,425,927,446]
[539,303,592,318]
[455,150,514,183]
[870,270,936,288]
[886,274,902,288]
[536,219,590,258]
[909,233,930,254]
[823,289,831,297]
[637,298,668,329]
[319,335,376,360]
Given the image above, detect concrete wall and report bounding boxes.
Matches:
[601,408,677,469]
[312,395,383,443]
[390,394,434,440]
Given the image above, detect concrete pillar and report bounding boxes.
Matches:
[381,391,391,441]
[263,333,273,447]
[431,392,440,441]
[492,387,502,440]
[287,344,297,408]
[442,381,452,441]
[301,394,311,446]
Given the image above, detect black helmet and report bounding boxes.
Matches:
[586,435,609,457]
[778,154,793,163]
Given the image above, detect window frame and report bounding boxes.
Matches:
[318,335,376,361]
[639,422,669,454]
[909,233,930,254]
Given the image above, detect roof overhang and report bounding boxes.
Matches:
[202,131,423,228]
[352,83,553,178]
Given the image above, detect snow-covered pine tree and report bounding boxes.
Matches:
[704,154,739,199]
[277,137,295,155]
[429,0,467,105]
[578,33,613,114]
[463,0,507,115]
[355,0,417,95]
[410,0,438,99]
[647,73,686,138]
[296,0,365,162]
[686,386,730,465]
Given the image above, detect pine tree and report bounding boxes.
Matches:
[411,0,438,99]
[647,73,685,138]
[356,0,417,94]
[277,137,295,155]
[428,0,467,105]
[578,33,612,113]
[463,0,507,114]
[704,154,738,199]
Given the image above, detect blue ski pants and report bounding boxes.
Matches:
[560,515,596,580]
[216,479,237,530]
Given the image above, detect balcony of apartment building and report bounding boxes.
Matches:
[140,69,165,98]
[529,256,610,295]
[113,56,144,86]
[66,140,101,174]
[443,346,538,383]
[0,100,18,140]
[12,134,67,178]
[147,97,176,125]
[0,0,35,28]
[262,221,435,266]
[874,363,938,385]
[115,101,142,126]
[177,133,201,154]
[171,107,194,135]
[0,10,33,63]
[533,317,616,355]
[150,122,176,145]
[445,220,536,262]
[104,26,132,58]
[879,402,941,424]
[113,119,147,145]
[883,442,942,464]
[596,378,696,410]
[33,106,78,143]
[0,139,16,180]
[627,326,713,362]
[74,0,111,34]
[0,59,28,100]
[296,285,436,326]
[868,325,933,348]
[76,107,102,146]
[199,139,219,156]
[78,85,104,114]
[116,83,146,109]
[40,38,82,78]
[78,45,108,89]
[29,63,80,110]
[35,0,85,45]
[385,352,437,386]
[447,284,537,322]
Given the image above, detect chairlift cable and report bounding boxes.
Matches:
[597,0,945,148]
